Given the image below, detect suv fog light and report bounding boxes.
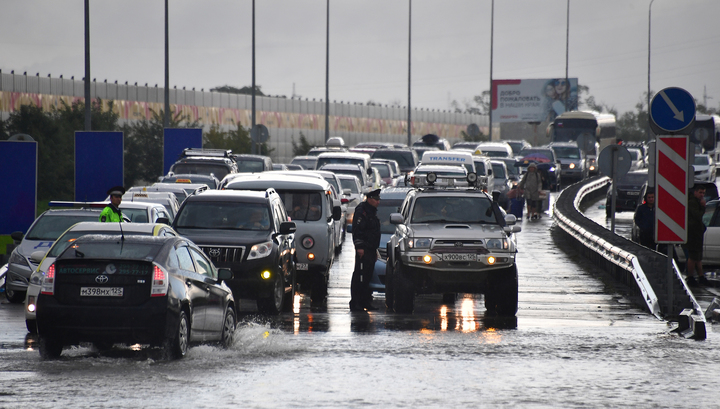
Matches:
[261,271,271,280]
[27,296,36,313]
[487,256,496,265]
[308,253,315,261]
[423,255,432,264]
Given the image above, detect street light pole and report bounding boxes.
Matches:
[164,0,170,128]
[488,0,494,141]
[647,0,655,142]
[324,0,329,143]
[407,0,412,147]
[251,0,256,155]
[84,0,91,131]
[565,0,569,112]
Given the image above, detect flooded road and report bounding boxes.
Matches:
[1,192,719,408]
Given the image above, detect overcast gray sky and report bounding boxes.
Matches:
[2,0,718,115]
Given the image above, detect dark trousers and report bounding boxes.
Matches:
[350,250,376,308]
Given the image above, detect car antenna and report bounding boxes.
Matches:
[118,217,125,242]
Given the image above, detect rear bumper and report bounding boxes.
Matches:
[36,295,173,346]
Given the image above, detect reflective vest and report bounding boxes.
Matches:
[99,205,123,223]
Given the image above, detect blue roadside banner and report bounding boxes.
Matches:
[0,140,37,235]
[163,128,203,175]
[75,131,124,202]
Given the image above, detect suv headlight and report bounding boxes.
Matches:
[407,238,431,249]
[247,241,273,260]
[29,270,45,285]
[9,250,29,268]
[486,238,509,250]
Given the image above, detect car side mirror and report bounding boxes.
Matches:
[10,231,23,242]
[389,213,404,225]
[156,217,170,225]
[488,168,493,176]
[30,250,47,264]
[332,205,343,221]
[504,214,517,225]
[279,221,297,235]
[343,188,352,196]
[504,225,522,234]
[218,268,234,282]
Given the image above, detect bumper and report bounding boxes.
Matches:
[36,295,173,346]
[400,251,515,292]
[6,262,33,292]
[219,258,281,300]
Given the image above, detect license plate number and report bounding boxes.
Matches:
[296,263,309,271]
[81,287,123,297]
[442,253,476,262]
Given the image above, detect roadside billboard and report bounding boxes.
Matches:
[491,78,578,123]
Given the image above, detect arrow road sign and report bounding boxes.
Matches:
[649,87,696,134]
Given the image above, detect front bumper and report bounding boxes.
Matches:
[6,262,34,292]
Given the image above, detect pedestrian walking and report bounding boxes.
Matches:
[350,189,382,312]
[633,188,656,250]
[684,185,708,286]
[518,162,543,220]
[100,186,125,223]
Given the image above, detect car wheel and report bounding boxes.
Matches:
[163,310,189,360]
[485,266,518,316]
[39,336,63,360]
[392,260,414,314]
[26,319,37,334]
[442,293,457,304]
[4,285,25,304]
[220,307,236,349]
[257,272,284,315]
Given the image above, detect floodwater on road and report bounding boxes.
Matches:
[1,192,719,408]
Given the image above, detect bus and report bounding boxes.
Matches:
[546,111,616,175]
[691,114,720,161]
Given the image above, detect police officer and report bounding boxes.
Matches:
[100,186,125,223]
[350,189,382,311]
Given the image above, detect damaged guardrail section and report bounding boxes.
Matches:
[552,176,706,338]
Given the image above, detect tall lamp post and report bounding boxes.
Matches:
[164,0,170,128]
[488,0,494,141]
[251,0,256,154]
[647,0,655,142]
[564,0,570,111]
[324,0,330,143]
[407,0,412,147]
[84,0,91,131]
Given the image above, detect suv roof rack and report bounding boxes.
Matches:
[180,148,233,159]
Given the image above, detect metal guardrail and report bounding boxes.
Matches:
[554,176,662,318]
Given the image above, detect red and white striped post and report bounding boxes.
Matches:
[655,135,688,244]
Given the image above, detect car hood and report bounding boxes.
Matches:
[694,165,712,171]
[174,228,272,245]
[17,239,56,259]
[408,223,507,239]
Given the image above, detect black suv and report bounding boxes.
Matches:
[232,154,274,173]
[169,148,238,181]
[371,148,419,174]
[172,189,297,314]
[605,170,648,218]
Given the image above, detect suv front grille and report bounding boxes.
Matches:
[433,240,484,248]
[200,246,245,263]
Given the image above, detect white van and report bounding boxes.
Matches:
[420,151,476,174]
[475,142,514,158]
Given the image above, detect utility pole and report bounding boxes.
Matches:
[84,0,91,131]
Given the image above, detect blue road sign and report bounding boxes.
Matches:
[0,140,37,234]
[75,131,124,202]
[649,87,696,134]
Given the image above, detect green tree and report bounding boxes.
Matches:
[291,132,316,156]
[122,109,198,186]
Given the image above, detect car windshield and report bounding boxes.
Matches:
[170,163,230,180]
[503,160,520,176]
[373,164,391,178]
[695,156,709,165]
[25,215,99,240]
[340,178,360,193]
[236,160,265,173]
[506,141,525,155]
[519,149,555,163]
[492,163,506,178]
[628,150,642,161]
[316,157,364,169]
[474,161,486,174]
[372,150,416,168]
[619,173,648,184]
[58,237,163,260]
[378,199,404,234]
[49,230,155,257]
[330,169,364,183]
[175,202,271,230]
[275,191,324,222]
[120,208,150,223]
[291,158,317,170]
[552,147,581,159]
[322,176,340,194]
[482,150,509,158]
[411,196,497,224]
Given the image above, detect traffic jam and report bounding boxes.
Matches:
[3,130,707,361]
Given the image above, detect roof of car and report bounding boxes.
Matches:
[40,208,102,216]
[70,234,175,246]
[379,187,413,199]
[317,151,371,159]
[548,142,580,147]
[63,221,175,234]
[233,154,269,161]
[414,164,468,173]
[187,189,273,203]
[320,163,364,170]
[223,174,332,192]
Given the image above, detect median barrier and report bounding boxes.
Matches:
[553,176,706,339]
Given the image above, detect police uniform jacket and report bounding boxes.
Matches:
[99,204,123,223]
[352,201,381,251]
